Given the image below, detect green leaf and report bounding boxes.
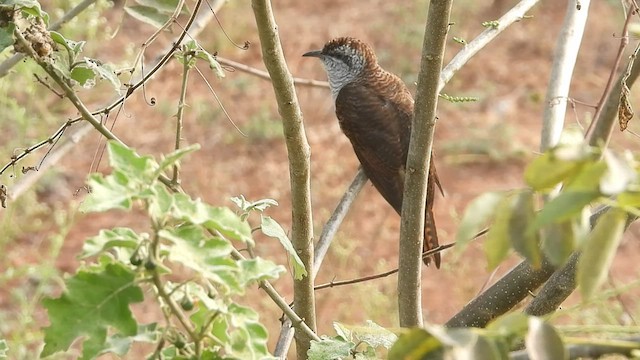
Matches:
[533,191,599,230]
[100,323,158,357]
[194,48,225,78]
[3,0,49,23]
[146,183,174,222]
[42,263,144,360]
[226,304,273,359]
[308,336,354,360]
[124,5,170,29]
[70,66,96,87]
[487,312,529,338]
[81,227,143,259]
[238,257,285,285]
[333,321,398,350]
[542,221,575,267]
[261,215,308,280]
[50,50,72,78]
[231,196,278,213]
[133,0,182,13]
[455,191,505,251]
[577,208,627,299]
[525,317,566,360]
[107,141,157,182]
[49,31,85,59]
[565,161,607,191]
[618,191,640,207]
[0,22,15,53]
[80,172,135,212]
[84,58,122,95]
[484,195,514,269]
[0,339,7,357]
[171,194,253,244]
[159,225,240,293]
[510,190,541,268]
[388,328,443,360]
[453,334,507,360]
[156,143,200,175]
[524,148,589,191]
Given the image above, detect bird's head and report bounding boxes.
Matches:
[303,37,377,99]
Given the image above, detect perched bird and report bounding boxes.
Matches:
[304,37,443,267]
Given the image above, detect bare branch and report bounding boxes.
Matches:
[439,0,541,89]
[398,0,452,327]
[540,0,591,151]
[217,56,330,88]
[251,0,316,357]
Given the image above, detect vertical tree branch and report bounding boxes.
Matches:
[541,0,591,152]
[398,0,453,327]
[250,0,316,357]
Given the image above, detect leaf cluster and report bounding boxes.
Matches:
[456,138,638,300]
[43,142,287,359]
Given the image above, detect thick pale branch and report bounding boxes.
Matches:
[250,0,316,357]
[398,0,452,327]
[540,0,591,151]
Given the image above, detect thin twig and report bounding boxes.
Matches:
[314,243,455,291]
[216,56,330,88]
[173,49,191,187]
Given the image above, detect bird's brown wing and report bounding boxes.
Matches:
[335,81,411,214]
[336,79,442,268]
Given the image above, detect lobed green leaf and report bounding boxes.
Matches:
[81,227,143,259]
[308,336,355,360]
[41,263,144,360]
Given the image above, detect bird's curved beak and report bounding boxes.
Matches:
[302,50,322,58]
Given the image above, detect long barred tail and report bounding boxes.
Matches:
[423,209,441,268]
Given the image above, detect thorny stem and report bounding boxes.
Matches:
[173,51,191,188]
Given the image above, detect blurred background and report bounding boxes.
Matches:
[1,0,640,358]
